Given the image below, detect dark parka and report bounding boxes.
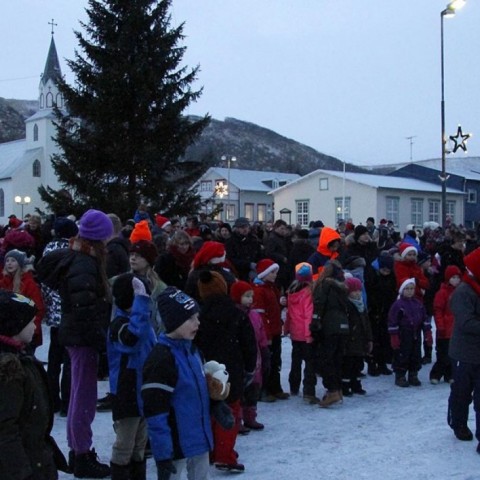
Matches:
[0,342,68,480]
[345,301,373,356]
[225,231,263,282]
[106,236,130,279]
[195,295,257,402]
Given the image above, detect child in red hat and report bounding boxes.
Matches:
[252,259,289,401]
[231,281,269,431]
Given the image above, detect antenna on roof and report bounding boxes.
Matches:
[405,135,417,162]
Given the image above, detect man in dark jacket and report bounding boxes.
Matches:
[448,247,480,451]
[106,214,130,279]
[264,219,292,291]
[225,217,263,281]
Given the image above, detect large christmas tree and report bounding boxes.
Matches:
[40,0,210,219]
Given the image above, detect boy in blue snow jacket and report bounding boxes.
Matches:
[142,287,213,480]
[107,273,157,479]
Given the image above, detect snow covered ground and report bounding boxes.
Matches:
[36,328,480,480]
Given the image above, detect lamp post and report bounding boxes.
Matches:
[221,155,236,221]
[14,195,31,218]
[440,0,465,227]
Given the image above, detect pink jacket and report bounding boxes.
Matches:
[284,286,314,343]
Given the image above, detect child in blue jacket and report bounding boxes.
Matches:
[107,273,156,480]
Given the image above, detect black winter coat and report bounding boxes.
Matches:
[345,302,373,356]
[0,342,68,480]
[195,295,257,402]
[225,232,263,281]
[106,237,130,279]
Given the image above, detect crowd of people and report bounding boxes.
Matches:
[1,207,480,480]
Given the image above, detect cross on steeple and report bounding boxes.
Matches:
[48,18,57,35]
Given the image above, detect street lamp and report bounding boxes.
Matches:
[221,155,236,221]
[14,195,31,218]
[440,0,465,227]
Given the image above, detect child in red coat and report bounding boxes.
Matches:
[430,265,462,384]
[0,249,45,352]
[252,259,289,402]
[394,243,430,301]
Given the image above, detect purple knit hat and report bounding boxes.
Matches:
[78,209,113,241]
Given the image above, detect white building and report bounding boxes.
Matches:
[194,166,300,223]
[270,169,465,230]
[0,35,63,223]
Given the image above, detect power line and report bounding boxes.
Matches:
[0,75,40,83]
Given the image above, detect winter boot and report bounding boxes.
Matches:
[395,373,409,388]
[367,359,380,377]
[130,459,147,480]
[341,381,353,397]
[319,390,342,408]
[303,394,321,405]
[454,425,474,441]
[68,450,75,472]
[111,462,130,480]
[351,379,366,395]
[408,372,422,387]
[243,405,265,429]
[215,462,245,473]
[377,364,393,375]
[238,423,251,435]
[74,449,111,479]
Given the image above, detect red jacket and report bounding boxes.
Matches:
[0,271,45,346]
[433,282,456,339]
[252,280,282,341]
[394,259,429,301]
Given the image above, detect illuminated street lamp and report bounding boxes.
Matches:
[14,195,31,218]
[221,155,237,221]
[440,0,465,226]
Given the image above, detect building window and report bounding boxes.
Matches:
[200,180,212,192]
[467,189,477,204]
[386,196,399,226]
[226,204,235,222]
[40,94,44,109]
[33,124,38,141]
[0,189,4,217]
[244,203,254,221]
[33,160,41,177]
[335,197,351,222]
[46,92,53,108]
[296,200,309,227]
[428,200,440,223]
[319,178,328,190]
[56,93,63,108]
[446,201,456,224]
[411,198,423,227]
[257,204,266,222]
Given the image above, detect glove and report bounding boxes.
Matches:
[424,330,433,348]
[156,460,176,480]
[211,400,235,430]
[132,276,148,297]
[390,334,400,350]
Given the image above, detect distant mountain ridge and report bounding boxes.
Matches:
[1,98,364,175]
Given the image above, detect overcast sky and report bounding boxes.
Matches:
[1,1,479,166]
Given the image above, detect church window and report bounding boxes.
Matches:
[56,93,63,108]
[0,189,4,217]
[46,92,53,108]
[40,94,44,108]
[33,124,38,141]
[33,159,41,177]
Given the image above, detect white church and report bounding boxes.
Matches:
[0,35,64,224]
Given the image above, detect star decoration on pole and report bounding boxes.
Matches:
[449,125,471,153]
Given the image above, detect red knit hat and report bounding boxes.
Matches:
[230,281,253,304]
[193,241,226,269]
[464,248,480,280]
[345,277,362,294]
[398,243,417,258]
[155,214,171,229]
[130,220,152,243]
[129,240,158,266]
[445,265,461,282]
[256,259,279,279]
[398,277,415,298]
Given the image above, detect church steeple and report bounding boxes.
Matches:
[39,29,63,110]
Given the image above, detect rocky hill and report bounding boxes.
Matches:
[1,99,363,175]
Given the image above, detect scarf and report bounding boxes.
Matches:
[349,297,365,313]
[0,335,25,351]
